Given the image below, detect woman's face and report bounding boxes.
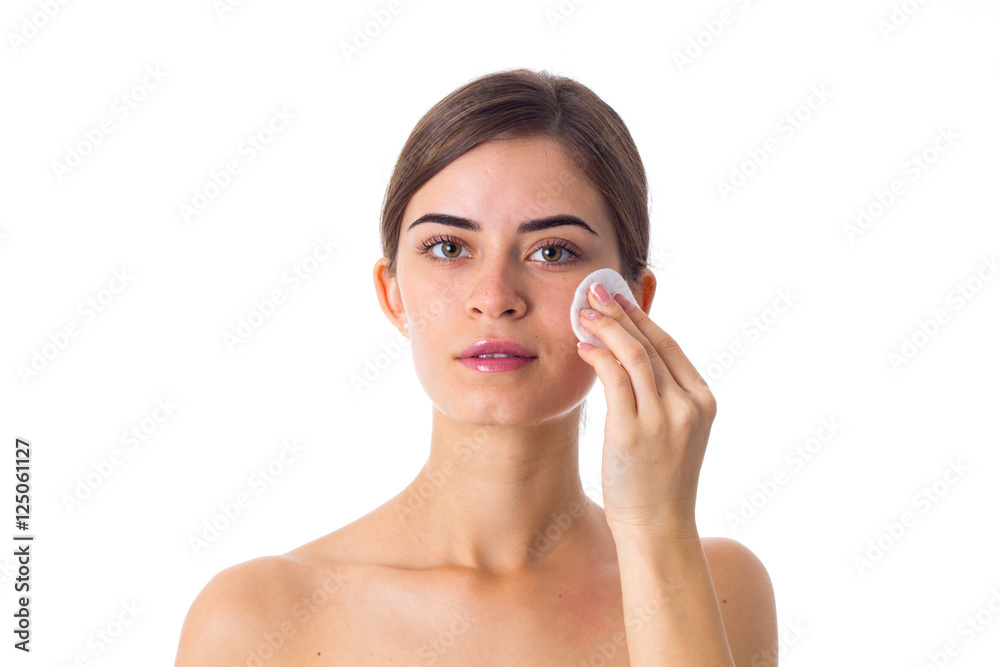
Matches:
[380,136,629,427]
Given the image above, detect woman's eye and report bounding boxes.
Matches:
[424,238,470,260]
[529,245,576,263]
[420,236,581,265]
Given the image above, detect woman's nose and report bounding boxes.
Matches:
[466,260,527,319]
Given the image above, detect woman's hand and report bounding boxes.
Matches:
[576,280,717,542]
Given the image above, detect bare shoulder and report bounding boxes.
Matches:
[174,555,318,666]
[174,520,377,667]
[701,537,779,667]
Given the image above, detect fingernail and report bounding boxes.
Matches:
[590,281,612,306]
[614,293,636,312]
[580,308,602,320]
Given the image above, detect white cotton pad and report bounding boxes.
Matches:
[571,268,639,349]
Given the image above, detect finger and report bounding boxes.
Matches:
[577,335,638,422]
[615,296,710,395]
[579,297,660,417]
[584,283,674,405]
[608,292,676,398]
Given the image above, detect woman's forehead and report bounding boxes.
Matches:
[403,138,611,232]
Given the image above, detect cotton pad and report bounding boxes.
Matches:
[571,268,640,350]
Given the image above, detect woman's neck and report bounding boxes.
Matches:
[392,407,609,576]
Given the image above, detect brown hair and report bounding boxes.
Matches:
[379,68,651,289]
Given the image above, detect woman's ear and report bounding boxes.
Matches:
[636,268,656,314]
[373,257,407,334]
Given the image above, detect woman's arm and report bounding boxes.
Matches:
[575,280,778,664]
[615,531,777,666]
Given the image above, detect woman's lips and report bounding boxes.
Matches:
[458,339,535,358]
[458,356,536,373]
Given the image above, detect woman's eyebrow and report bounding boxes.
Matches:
[407,213,599,237]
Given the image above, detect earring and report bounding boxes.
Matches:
[403,322,409,331]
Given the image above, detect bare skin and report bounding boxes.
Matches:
[176,499,756,665]
[175,137,777,666]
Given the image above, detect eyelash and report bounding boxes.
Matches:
[418,234,583,266]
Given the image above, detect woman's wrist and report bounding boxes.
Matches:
[607,514,702,548]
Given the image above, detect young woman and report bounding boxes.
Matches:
[176,68,778,666]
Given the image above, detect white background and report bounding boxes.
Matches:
[2,0,999,665]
